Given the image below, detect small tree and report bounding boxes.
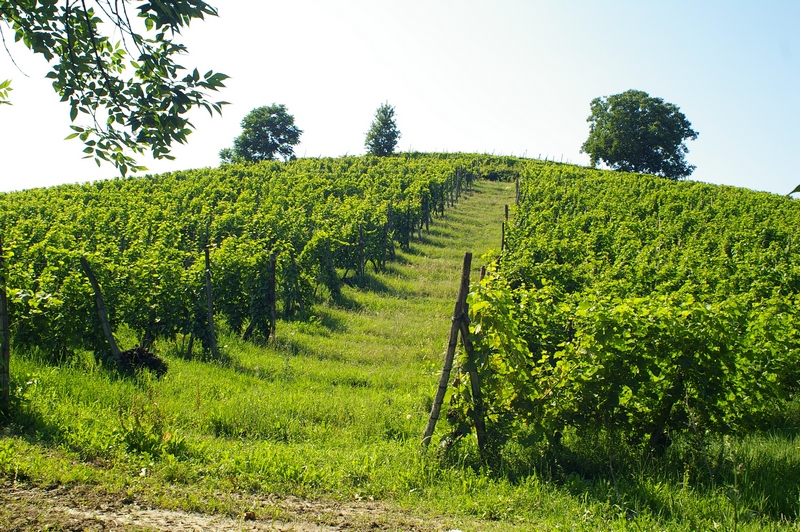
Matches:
[221,104,302,163]
[581,90,698,180]
[365,102,400,157]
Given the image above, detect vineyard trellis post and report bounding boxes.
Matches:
[422,252,472,447]
[269,252,277,341]
[80,256,123,372]
[291,253,304,315]
[358,224,365,277]
[204,246,221,359]
[459,308,487,455]
[386,202,395,261]
[424,196,430,232]
[405,203,412,250]
[0,237,10,409]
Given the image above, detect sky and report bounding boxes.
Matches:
[1,1,798,195]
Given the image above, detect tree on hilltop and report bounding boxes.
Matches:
[365,102,400,157]
[581,89,698,180]
[220,104,302,163]
[0,0,228,175]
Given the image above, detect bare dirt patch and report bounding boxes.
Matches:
[1,483,458,531]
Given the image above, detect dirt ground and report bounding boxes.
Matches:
[1,482,465,531]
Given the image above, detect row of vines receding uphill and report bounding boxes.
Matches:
[0,154,486,364]
[450,161,800,458]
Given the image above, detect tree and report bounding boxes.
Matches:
[365,102,400,157]
[0,0,228,174]
[220,104,302,163]
[581,89,698,180]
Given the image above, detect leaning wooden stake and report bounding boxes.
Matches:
[204,246,221,359]
[0,237,10,408]
[80,256,123,371]
[459,312,487,456]
[422,252,472,447]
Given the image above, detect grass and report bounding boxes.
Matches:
[2,179,800,530]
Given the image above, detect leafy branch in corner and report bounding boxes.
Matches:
[0,0,229,174]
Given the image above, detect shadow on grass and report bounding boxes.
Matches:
[494,430,800,522]
[0,378,109,464]
[413,231,452,248]
[220,360,278,383]
[330,291,364,312]
[342,271,393,294]
[265,332,349,365]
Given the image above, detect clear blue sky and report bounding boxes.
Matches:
[1,1,798,195]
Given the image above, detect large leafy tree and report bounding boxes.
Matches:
[581,89,698,180]
[365,102,400,157]
[0,0,228,174]
[220,104,302,163]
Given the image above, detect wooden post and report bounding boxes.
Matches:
[0,237,10,408]
[422,252,472,447]
[515,175,520,205]
[80,256,123,371]
[459,313,487,456]
[406,205,412,249]
[386,202,395,261]
[204,247,220,359]
[501,222,506,251]
[269,252,277,341]
[424,197,430,232]
[381,222,389,270]
[291,253,304,314]
[504,204,509,221]
[480,265,486,281]
[358,224,365,277]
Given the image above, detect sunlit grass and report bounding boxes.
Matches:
[3,179,799,530]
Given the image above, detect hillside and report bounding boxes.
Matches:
[1,155,799,531]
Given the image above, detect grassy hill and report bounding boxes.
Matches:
[1,155,799,531]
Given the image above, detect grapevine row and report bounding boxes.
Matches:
[0,154,482,360]
[451,160,800,451]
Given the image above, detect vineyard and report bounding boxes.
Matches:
[0,154,476,362]
[1,154,800,530]
[454,162,800,454]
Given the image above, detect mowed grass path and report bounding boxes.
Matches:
[195,179,515,452]
[3,179,526,529]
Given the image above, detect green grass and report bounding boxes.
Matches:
[2,179,800,530]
